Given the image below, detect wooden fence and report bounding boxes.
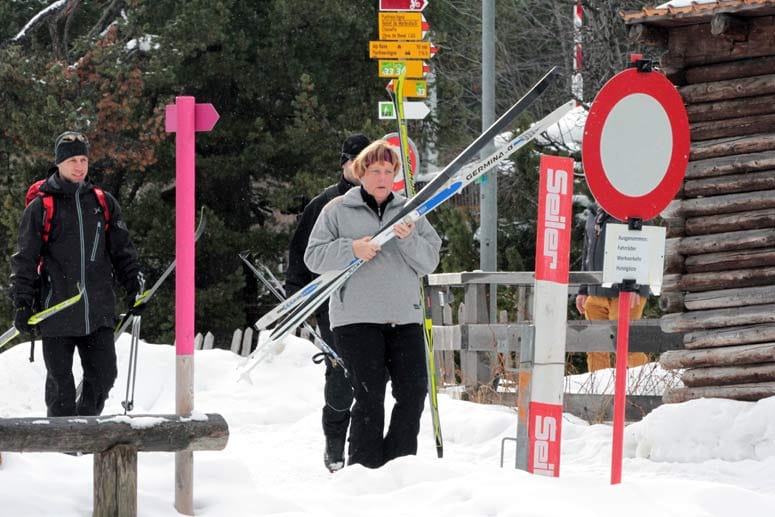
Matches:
[212,270,683,421]
[426,271,683,421]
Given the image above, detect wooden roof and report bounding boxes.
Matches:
[622,0,775,27]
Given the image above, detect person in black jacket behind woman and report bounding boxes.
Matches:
[575,203,650,372]
[285,133,371,472]
[10,130,143,417]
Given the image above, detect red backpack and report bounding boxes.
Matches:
[25,179,111,243]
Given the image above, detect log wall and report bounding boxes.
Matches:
[628,10,775,403]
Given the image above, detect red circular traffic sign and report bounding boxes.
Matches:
[582,68,689,221]
[383,132,420,193]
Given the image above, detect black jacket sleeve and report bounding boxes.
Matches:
[9,199,45,308]
[104,193,141,294]
[285,202,322,297]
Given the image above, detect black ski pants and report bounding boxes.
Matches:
[334,323,427,469]
[318,310,353,441]
[42,326,117,417]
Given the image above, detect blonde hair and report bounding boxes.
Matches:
[352,140,402,179]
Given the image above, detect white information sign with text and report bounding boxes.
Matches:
[602,224,666,295]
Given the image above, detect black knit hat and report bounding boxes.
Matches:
[340,134,370,166]
[54,131,89,165]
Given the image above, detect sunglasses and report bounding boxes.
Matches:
[59,132,89,145]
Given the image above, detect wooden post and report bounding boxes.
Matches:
[241,328,254,357]
[515,324,534,471]
[203,331,215,350]
[175,357,194,514]
[460,283,489,394]
[166,96,219,515]
[230,329,243,354]
[93,445,137,517]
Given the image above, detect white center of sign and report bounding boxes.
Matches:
[600,93,672,197]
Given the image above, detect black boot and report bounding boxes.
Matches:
[324,436,345,472]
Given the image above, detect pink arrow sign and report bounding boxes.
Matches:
[165,103,220,133]
[164,97,219,359]
[380,0,428,11]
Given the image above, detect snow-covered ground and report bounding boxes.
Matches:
[1,334,774,516]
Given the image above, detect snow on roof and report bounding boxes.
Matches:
[622,0,775,25]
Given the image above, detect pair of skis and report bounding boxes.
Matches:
[238,251,349,378]
[247,68,569,359]
[389,73,444,458]
[0,287,85,351]
[114,208,208,338]
[112,208,207,413]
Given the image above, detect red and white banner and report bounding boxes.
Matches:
[528,154,574,478]
[535,155,573,283]
[527,401,563,476]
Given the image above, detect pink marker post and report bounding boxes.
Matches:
[165,96,219,514]
[611,287,633,484]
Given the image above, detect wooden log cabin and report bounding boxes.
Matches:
[622,1,775,403]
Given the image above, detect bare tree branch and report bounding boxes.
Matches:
[4,0,67,47]
[87,0,127,40]
[59,0,83,63]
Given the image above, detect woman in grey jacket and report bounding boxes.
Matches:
[305,140,441,468]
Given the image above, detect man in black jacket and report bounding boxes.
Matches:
[285,133,369,472]
[10,131,143,417]
[575,204,650,372]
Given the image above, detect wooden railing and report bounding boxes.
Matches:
[0,413,229,517]
[426,271,683,421]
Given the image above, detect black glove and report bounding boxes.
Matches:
[14,304,36,336]
[126,272,147,316]
[126,291,147,316]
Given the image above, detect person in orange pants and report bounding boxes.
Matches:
[575,204,650,372]
[575,293,649,371]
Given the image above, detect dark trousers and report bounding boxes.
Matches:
[42,327,117,417]
[335,323,427,469]
[318,311,353,441]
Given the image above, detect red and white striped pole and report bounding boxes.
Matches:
[572,0,583,105]
[528,155,574,477]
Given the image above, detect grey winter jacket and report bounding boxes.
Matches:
[304,187,441,329]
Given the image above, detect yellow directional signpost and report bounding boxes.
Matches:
[376,0,442,462]
[369,40,431,60]
[401,79,427,98]
[378,12,427,41]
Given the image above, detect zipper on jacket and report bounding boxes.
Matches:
[90,221,102,262]
[44,274,53,309]
[75,184,90,334]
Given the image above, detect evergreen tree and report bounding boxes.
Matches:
[0,0,654,348]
